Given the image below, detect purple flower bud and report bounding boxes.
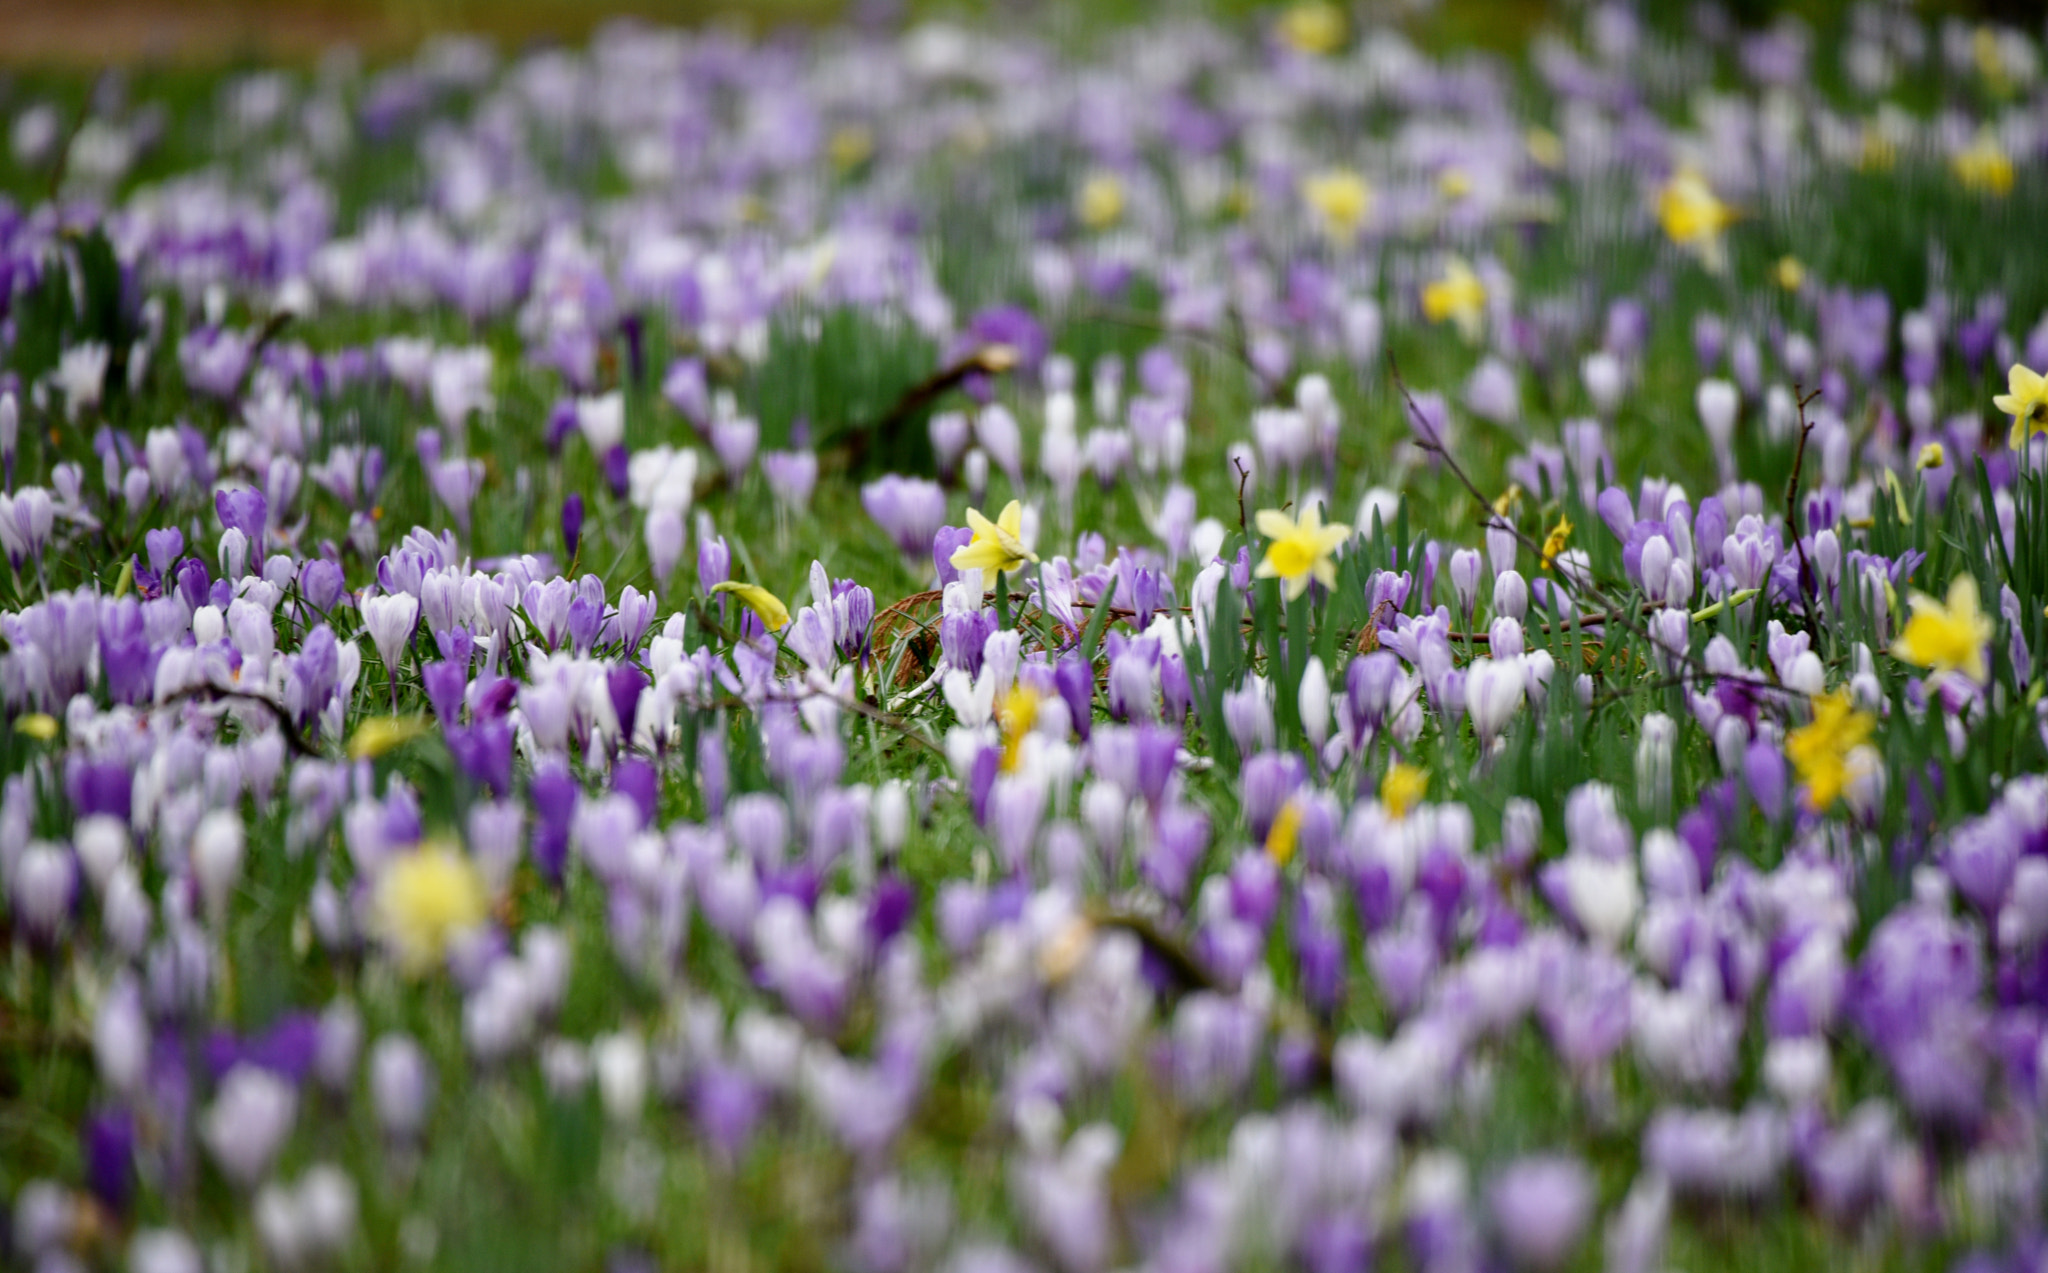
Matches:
[612,758,658,827]
[561,493,585,560]
[422,660,466,727]
[603,445,632,500]
[215,487,268,545]
[932,525,973,587]
[1488,1155,1594,1269]
[369,1034,434,1141]
[145,527,184,577]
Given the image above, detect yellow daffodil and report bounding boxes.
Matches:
[1381,764,1428,820]
[1785,690,1876,812]
[1422,257,1487,342]
[998,683,1040,774]
[1254,504,1353,600]
[1277,0,1346,56]
[349,715,433,761]
[713,581,792,632]
[951,500,1039,576]
[1996,364,2048,449]
[1891,573,1994,685]
[1655,168,1733,271]
[1773,256,1805,291]
[1916,442,1946,471]
[1301,169,1372,241]
[372,841,488,974]
[1265,796,1303,866]
[1954,131,2014,196]
[1077,172,1125,230]
[1540,514,1573,572]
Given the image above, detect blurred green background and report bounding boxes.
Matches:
[0,0,2034,67]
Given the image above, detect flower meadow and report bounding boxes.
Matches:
[9,2,2048,1269]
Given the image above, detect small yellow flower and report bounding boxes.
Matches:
[1422,257,1487,342]
[1773,257,1805,291]
[1265,797,1304,866]
[14,713,58,741]
[1975,26,2017,97]
[1254,504,1353,600]
[1381,764,1427,820]
[1525,127,1563,170]
[1857,125,1897,173]
[1540,514,1573,572]
[1916,442,1946,471]
[998,683,1040,775]
[1492,483,1524,519]
[1891,573,1994,686]
[1996,364,2048,449]
[1077,171,1125,230]
[828,125,874,171]
[1037,916,1095,983]
[1301,169,1372,241]
[951,500,1039,577]
[1277,0,1346,56]
[372,841,488,974]
[1437,167,1474,201]
[1786,690,1877,812]
[349,715,433,761]
[712,581,791,632]
[1954,131,2014,196]
[1655,168,1734,271]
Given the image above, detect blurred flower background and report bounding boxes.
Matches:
[5,0,2048,1271]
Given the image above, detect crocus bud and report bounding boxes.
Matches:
[93,974,149,1096]
[370,1034,434,1141]
[1695,379,1738,453]
[1488,1155,1594,1271]
[1582,351,1624,417]
[200,1065,297,1187]
[12,842,74,940]
[873,780,910,855]
[561,494,585,560]
[129,1229,204,1273]
[1664,558,1694,608]
[1449,548,1483,615]
[646,508,685,584]
[74,814,130,893]
[217,527,250,580]
[191,809,245,922]
[1298,656,1331,755]
[592,1031,649,1125]
[1493,569,1528,621]
[1641,535,1673,601]
[1466,658,1525,745]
